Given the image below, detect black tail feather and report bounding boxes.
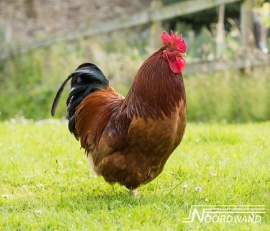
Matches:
[51,74,73,116]
[51,62,109,138]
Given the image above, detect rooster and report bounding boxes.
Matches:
[51,31,187,195]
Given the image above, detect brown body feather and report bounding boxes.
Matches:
[75,47,186,189]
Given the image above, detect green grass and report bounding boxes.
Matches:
[0,120,269,230]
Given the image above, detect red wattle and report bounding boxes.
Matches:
[163,53,186,74]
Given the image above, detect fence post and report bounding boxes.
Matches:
[216,4,225,59]
[240,0,254,53]
[150,0,163,51]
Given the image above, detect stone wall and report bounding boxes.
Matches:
[0,0,151,46]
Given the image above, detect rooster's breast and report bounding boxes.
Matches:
[97,102,186,189]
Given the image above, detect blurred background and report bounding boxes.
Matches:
[0,0,269,123]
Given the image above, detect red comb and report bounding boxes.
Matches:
[161,30,187,52]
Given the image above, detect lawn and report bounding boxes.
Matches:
[0,119,269,230]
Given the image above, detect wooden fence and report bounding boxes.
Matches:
[184,51,270,75]
[1,0,269,74]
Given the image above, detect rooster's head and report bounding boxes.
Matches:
[161,30,187,74]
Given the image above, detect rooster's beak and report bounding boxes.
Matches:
[179,52,187,57]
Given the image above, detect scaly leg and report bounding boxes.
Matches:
[130,188,137,197]
[130,188,141,200]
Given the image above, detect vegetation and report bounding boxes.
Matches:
[0,30,269,122]
[186,66,270,122]
[0,120,269,230]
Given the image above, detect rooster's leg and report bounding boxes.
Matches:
[130,189,137,197]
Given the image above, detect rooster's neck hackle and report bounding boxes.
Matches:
[124,48,186,120]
